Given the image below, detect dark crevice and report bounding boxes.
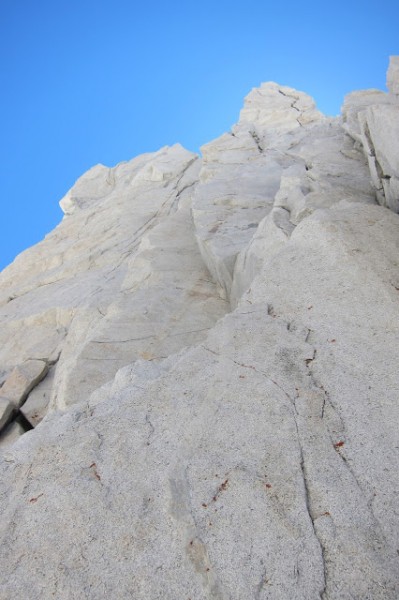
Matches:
[169,158,199,212]
[0,356,58,441]
[15,412,34,432]
[0,409,34,446]
[249,130,264,153]
[254,565,269,599]
[362,122,387,200]
[266,303,278,318]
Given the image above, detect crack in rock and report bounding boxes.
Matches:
[168,468,226,599]
[298,439,328,599]
[249,130,264,153]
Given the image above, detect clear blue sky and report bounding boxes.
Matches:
[1,0,398,271]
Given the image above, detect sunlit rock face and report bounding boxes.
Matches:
[0,145,228,421]
[0,59,398,600]
[342,55,399,212]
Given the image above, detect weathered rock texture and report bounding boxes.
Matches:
[342,56,399,212]
[0,58,398,599]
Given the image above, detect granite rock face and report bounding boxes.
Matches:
[0,144,227,420]
[342,56,399,212]
[0,59,398,599]
[387,55,399,96]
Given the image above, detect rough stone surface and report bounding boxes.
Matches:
[20,366,55,427]
[0,397,14,430]
[341,63,399,213]
[341,89,394,142]
[0,420,25,448]
[0,145,227,414]
[0,360,49,408]
[358,104,399,212]
[387,55,399,96]
[0,58,398,599]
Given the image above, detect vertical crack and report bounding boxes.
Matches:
[169,466,226,599]
[169,157,199,212]
[298,437,327,599]
[254,564,270,599]
[145,413,154,446]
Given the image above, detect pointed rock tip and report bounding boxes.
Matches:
[238,80,324,128]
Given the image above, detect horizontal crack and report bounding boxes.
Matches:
[91,335,156,344]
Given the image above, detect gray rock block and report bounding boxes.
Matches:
[20,366,55,426]
[0,360,48,408]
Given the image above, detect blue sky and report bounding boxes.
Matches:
[1,0,398,271]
